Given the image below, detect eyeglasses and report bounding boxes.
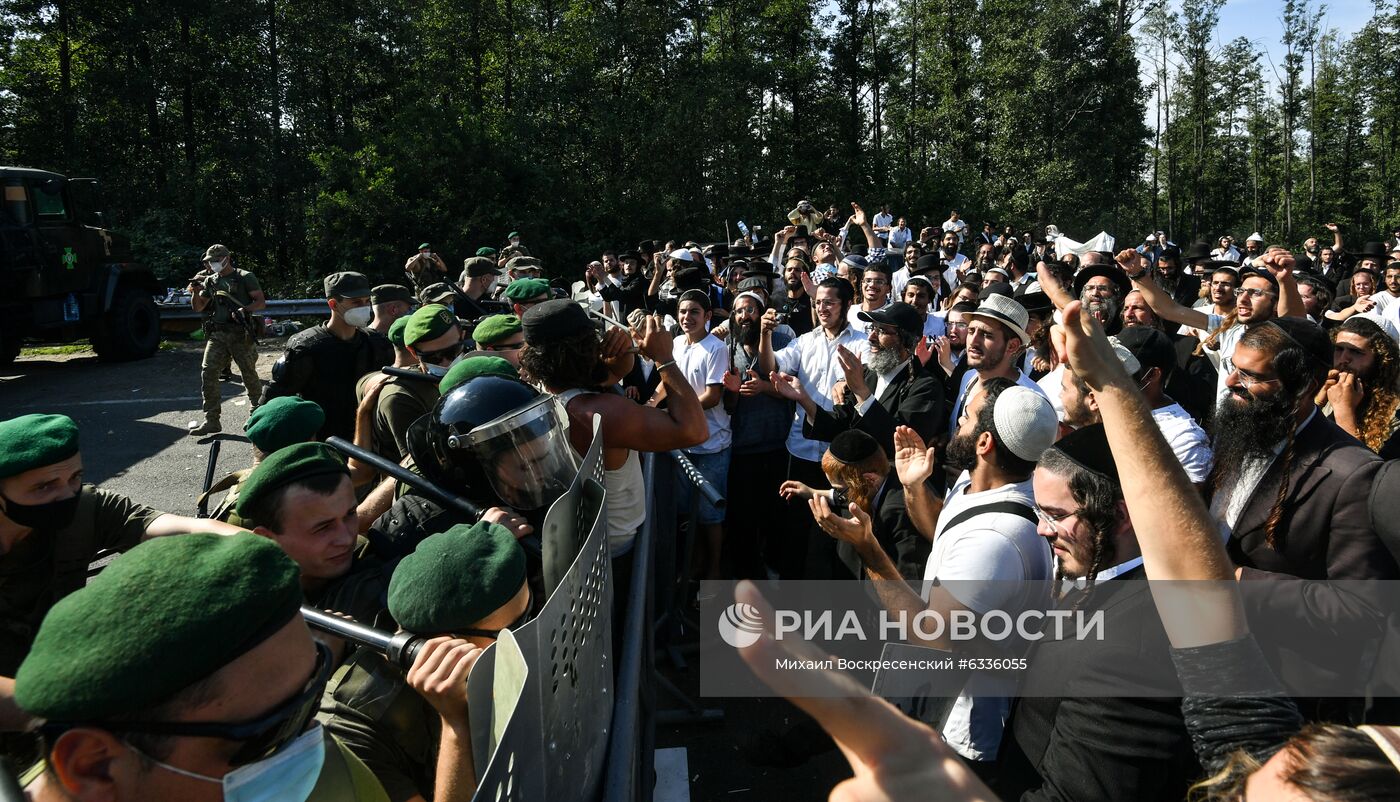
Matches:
[1234,287,1275,300]
[862,278,889,287]
[47,641,333,767]
[1033,504,1082,537]
[1229,368,1281,390]
[1083,284,1115,296]
[416,341,463,365]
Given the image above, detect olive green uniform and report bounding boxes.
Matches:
[319,648,440,802]
[0,486,161,675]
[356,370,441,465]
[197,268,264,424]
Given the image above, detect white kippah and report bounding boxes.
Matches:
[1107,336,1142,376]
[992,387,1060,462]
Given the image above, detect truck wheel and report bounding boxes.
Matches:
[0,332,19,367]
[94,285,161,361]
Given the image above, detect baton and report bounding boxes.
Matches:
[324,436,482,522]
[671,450,727,510]
[381,366,439,384]
[197,439,221,519]
[301,606,424,669]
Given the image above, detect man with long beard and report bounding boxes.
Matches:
[1152,247,1201,309]
[1207,317,1398,702]
[772,302,943,457]
[1070,265,1131,335]
[1316,315,1400,457]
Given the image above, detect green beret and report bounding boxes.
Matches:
[504,278,550,302]
[387,315,411,348]
[244,397,325,453]
[0,414,79,479]
[405,303,459,347]
[472,314,522,345]
[476,247,497,257]
[439,356,518,394]
[388,522,526,634]
[15,533,302,720]
[235,442,349,522]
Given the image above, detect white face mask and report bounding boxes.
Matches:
[207,259,225,271]
[342,305,373,328]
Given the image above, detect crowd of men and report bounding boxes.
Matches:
[1,208,1400,800]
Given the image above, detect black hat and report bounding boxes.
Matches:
[639,240,658,256]
[674,266,709,290]
[792,225,810,240]
[856,302,923,338]
[1016,292,1053,315]
[521,299,591,345]
[706,243,730,259]
[829,430,880,465]
[743,261,775,276]
[371,284,414,305]
[620,250,644,263]
[848,244,869,257]
[1048,423,1120,486]
[1183,241,1213,262]
[1071,265,1132,299]
[1201,260,1241,274]
[979,281,1013,300]
[324,271,371,300]
[729,245,755,259]
[914,253,943,275]
[1358,241,1389,261]
[1238,265,1279,292]
[737,276,770,293]
[1114,327,1175,377]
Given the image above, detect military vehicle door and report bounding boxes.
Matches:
[28,175,93,296]
[0,178,42,273]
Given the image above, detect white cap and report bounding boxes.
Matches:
[992,387,1060,462]
[1106,336,1142,376]
[1246,232,1265,244]
[668,249,695,262]
[1355,312,1400,344]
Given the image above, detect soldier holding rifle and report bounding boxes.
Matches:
[188,243,266,436]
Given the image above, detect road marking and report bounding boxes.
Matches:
[655,747,690,802]
[11,396,202,409]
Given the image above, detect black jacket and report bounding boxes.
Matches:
[803,358,945,457]
[996,566,1199,801]
[835,473,929,583]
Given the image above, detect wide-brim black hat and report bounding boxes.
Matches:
[1183,241,1212,262]
[1358,241,1389,260]
[1071,265,1132,299]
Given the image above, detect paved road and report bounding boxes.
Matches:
[0,341,282,516]
[0,340,848,800]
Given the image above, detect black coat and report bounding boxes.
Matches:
[835,472,929,583]
[996,566,1200,801]
[803,358,946,457]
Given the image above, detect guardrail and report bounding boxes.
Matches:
[155,296,331,321]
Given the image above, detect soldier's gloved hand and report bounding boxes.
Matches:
[406,636,482,729]
[481,506,534,538]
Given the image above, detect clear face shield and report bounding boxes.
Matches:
[454,396,578,511]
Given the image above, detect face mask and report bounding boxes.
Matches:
[0,491,81,530]
[424,353,465,378]
[138,724,325,802]
[342,306,373,328]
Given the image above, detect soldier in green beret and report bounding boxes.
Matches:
[0,414,249,711]
[504,278,552,319]
[235,443,389,624]
[15,532,388,801]
[438,356,517,396]
[367,284,415,337]
[320,522,530,802]
[470,314,525,370]
[196,397,327,525]
[260,272,395,443]
[350,305,456,468]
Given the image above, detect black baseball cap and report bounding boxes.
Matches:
[324,272,371,300]
[856,302,923,338]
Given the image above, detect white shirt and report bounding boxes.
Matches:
[949,369,1048,435]
[873,212,894,237]
[772,325,872,461]
[1205,313,1248,401]
[1037,365,1067,421]
[942,218,968,243]
[925,473,1050,761]
[922,313,947,339]
[1151,402,1213,483]
[674,333,731,454]
[848,300,892,334]
[888,226,912,251]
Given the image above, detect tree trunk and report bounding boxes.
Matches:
[57,0,75,165]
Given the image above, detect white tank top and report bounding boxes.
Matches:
[557,389,647,553]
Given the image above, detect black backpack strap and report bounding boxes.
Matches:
[939,499,1037,535]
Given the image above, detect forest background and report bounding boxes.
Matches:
[2,0,1397,293]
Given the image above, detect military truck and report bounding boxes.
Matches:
[0,167,162,365]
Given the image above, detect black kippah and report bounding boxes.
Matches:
[829,430,880,465]
[1049,424,1120,486]
[522,299,591,345]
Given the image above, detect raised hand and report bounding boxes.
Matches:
[836,344,868,398]
[1052,300,1131,392]
[849,202,867,228]
[894,425,936,487]
[770,371,807,402]
[761,308,779,334]
[632,314,675,363]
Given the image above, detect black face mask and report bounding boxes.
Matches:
[1,491,81,531]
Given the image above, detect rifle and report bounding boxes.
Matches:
[190,266,260,341]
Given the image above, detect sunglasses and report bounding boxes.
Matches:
[46,642,333,767]
[417,341,463,364]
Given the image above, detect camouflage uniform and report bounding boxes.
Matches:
[197,268,264,427]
